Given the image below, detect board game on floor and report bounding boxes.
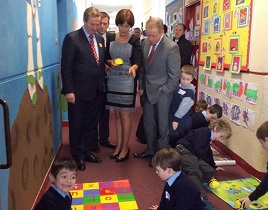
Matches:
[70,179,139,210]
[204,176,268,209]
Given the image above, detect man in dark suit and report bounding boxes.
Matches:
[173,23,193,67]
[133,17,181,160]
[61,7,105,171]
[91,11,116,153]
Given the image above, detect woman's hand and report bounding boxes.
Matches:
[128,66,137,77]
[128,64,138,78]
[108,59,119,68]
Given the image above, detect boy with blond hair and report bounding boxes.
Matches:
[168,65,196,148]
[175,118,232,209]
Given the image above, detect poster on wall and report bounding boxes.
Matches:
[166,0,184,39]
[199,0,252,72]
[241,107,255,130]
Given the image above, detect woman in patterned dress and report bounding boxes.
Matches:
[106,9,142,162]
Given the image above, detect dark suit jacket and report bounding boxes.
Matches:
[173,34,193,67]
[105,31,113,47]
[61,27,106,101]
[158,172,205,210]
[34,187,72,210]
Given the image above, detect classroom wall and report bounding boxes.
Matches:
[0,1,63,209]
[198,0,268,172]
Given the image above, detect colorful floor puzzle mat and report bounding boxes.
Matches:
[204,176,268,209]
[70,179,139,210]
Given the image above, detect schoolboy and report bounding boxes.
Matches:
[149,148,205,210]
[34,157,78,210]
[168,65,195,148]
[195,99,208,112]
[238,121,268,208]
[175,119,232,202]
[191,104,222,129]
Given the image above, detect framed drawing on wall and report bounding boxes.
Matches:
[216,56,224,72]
[224,12,232,31]
[229,55,242,74]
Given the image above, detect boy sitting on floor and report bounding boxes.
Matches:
[34,157,78,210]
[150,147,205,210]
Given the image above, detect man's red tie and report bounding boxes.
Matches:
[90,34,99,64]
[147,45,156,63]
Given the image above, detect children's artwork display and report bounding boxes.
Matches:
[241,107,256,130]
[231,103,241,125]
[204,176,268,209]
[199,0,252,72]
[222,101,231,119]
[244,82,258,104]
[70,179,138,210]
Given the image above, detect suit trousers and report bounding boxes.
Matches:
[142,91,172,155]
[94,92,110,144]
[68,95,102,160]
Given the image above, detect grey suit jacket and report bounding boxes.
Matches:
[140,36,181,104]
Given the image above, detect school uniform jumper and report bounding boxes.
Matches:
[158,172,205,210]
[34,187,72,210]
[168,84,195,148]
[191,111,209,129]
[175,127,216,197]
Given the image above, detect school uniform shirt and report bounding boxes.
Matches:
[177,127,216,168]
[249,162,268,201]
[191,111,209,129]
[34,186,72,210]
[158,171,205,210]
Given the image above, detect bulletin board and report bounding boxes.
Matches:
[166,0,184,39]
[199,0,252,73]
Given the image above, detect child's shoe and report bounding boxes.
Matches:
[208,178,219,188]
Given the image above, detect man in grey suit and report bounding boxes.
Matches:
[134,17,181,159]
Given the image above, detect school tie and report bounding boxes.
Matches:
[65,195,71,206]
[147,44,156,63]
[89,34,99,64]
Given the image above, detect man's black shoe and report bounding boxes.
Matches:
[133,152,153,158]
[75,159,86,171]
[85,154,102,163]
[100,141,116,149]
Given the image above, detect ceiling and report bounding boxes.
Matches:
[90,0,134,28]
